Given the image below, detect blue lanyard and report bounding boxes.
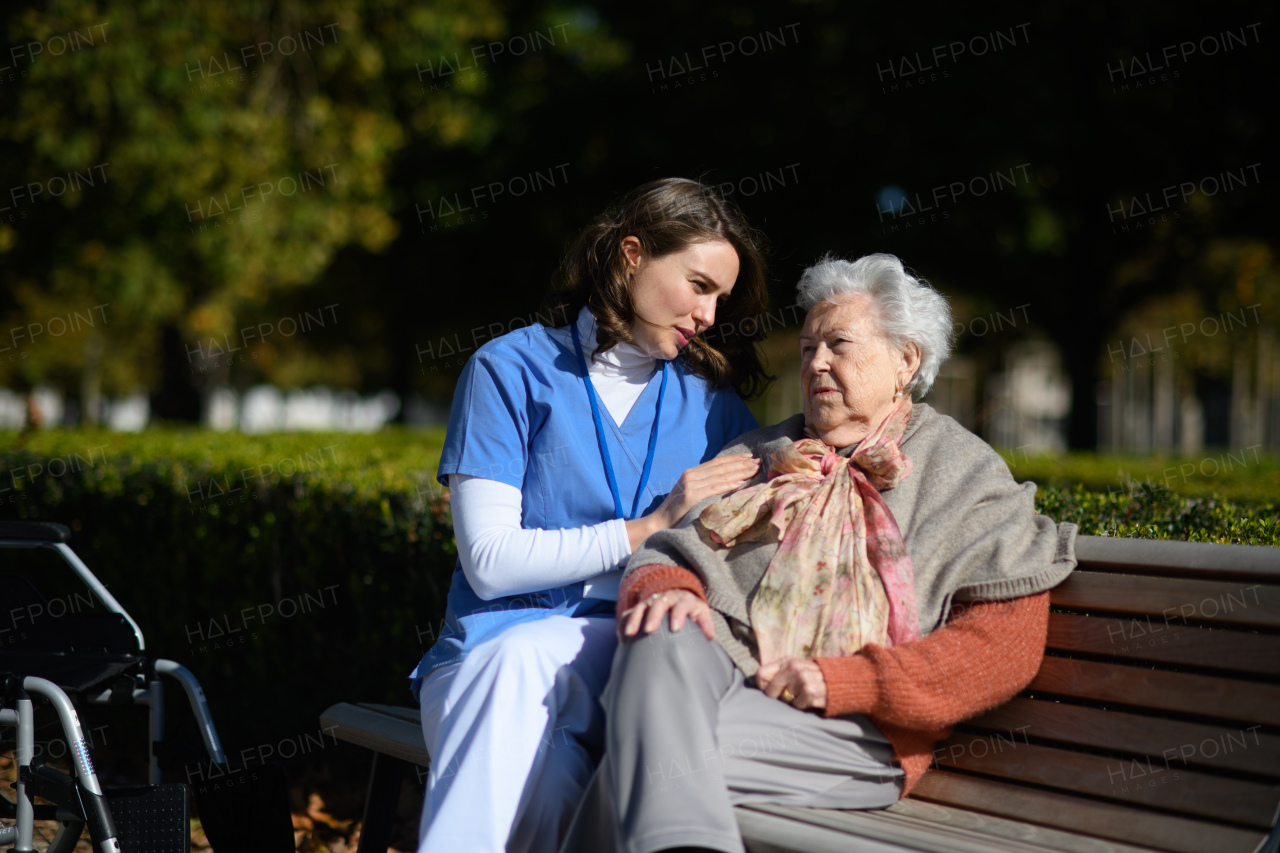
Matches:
[571,320,668,520]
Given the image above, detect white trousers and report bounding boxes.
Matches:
[416,615,618,853]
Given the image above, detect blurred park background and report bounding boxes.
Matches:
[1,0,1276,455]
[1,0,1276,849]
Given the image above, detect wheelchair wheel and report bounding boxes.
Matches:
[0,799,88,853]
[29,818,87,853]
[1,745,87,852]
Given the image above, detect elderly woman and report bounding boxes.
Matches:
[560,253,1078,853]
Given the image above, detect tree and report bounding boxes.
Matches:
[0,0,624,418]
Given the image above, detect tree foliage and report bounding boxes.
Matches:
[0,0,624,405]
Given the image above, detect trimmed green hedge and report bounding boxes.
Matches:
[999,448,1280,505]
[2,430,1276,781]
[1,428,455,779]
[1035,482,1279,545]
[998,448,1280,545]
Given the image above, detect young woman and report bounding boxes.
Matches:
[408,178,773,853]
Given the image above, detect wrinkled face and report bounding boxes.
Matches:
[800,295,911,447]
[625,237,739,360]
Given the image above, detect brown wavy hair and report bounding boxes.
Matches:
[543,178,773,400]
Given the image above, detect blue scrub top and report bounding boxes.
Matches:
[409,317,758,695]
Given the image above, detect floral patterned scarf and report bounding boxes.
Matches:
[697,397,919,664]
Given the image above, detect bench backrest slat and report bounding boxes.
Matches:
[912,770,1269,853]
[1075,537,1280,583]
[923,537,1280,852]
[1028,657,1280,728]
[1046,612,1280,676]
[964,697,1280,778]
[934,734,1280,829]
[1051,572,1280,630]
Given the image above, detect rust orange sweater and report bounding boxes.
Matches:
[618,563,1050,797]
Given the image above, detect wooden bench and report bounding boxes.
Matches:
[321,535,1280,853]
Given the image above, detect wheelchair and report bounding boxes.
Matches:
[1,520,229,852]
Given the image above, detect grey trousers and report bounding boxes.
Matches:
[560,622,903,853]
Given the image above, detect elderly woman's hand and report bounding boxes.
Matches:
[755,657,827,711]
[619,589,716,642]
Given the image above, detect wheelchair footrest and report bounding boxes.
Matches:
[105,784,190,853]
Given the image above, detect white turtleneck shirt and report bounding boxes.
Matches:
[448,307,662,602]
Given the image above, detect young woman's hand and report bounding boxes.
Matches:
[618,589,715,642]
[625,453,759,549]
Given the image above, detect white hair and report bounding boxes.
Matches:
[795,253,953,399]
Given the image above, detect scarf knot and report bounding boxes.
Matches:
[699,397,919,663]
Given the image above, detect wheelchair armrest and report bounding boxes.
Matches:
[0,521,72,543]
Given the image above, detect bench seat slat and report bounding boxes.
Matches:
[357,702,423,725]
[911,769,1269,853]
[933,734,1280,828]
[1049,573,1280,629]
[733,805,910,853]
[320,703,430,768]
[1047,613,1280,676]
[884,798,1166,853]
[1028,657,1280,727]
[741,801,1157,853]
[961,697,1280,778]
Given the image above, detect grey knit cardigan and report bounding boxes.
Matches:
[626,403,1078,676]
